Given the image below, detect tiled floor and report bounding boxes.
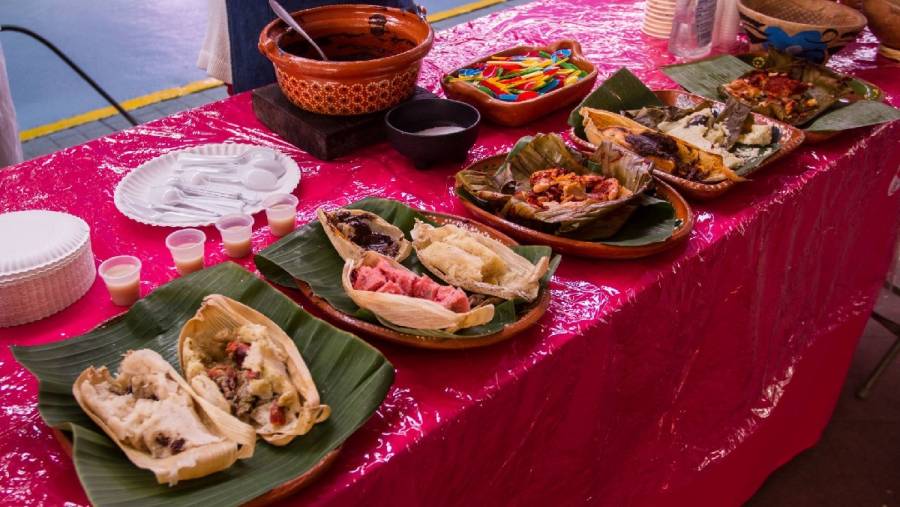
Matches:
[747,288,900,506]
[21,86,229,160]
[19,0,531,162]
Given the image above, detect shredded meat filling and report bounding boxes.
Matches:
[524,167,622,207]
[207,340,286,427]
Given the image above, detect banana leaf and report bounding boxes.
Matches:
[11,262,394,507]
[255,198,560,340]
[662,55,753,101]
[663,52,900,131]
[807,100,900,132]
[568,68,663,139]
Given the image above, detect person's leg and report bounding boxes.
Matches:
[0,41,23,167]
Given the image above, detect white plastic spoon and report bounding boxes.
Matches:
[191,168,280,191]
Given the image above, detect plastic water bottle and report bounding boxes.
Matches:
[668,0,719,59]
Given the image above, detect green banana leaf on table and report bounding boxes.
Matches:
[12,262,394,507]
[255,197,561,340]
[661,53,900,132]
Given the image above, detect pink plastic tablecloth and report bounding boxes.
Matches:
[2,0,900,505]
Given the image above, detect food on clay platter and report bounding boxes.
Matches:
[456,132,655,240]
[72,349,257,485]
[411,220,549,302]
[721,69,836,126]
[618,98,782,172]
[446,48,589,102]
[317,207,412,261]
[179,295,330,446]
[342,250,496,332]
[580,107,744,184]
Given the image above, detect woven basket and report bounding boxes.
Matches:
[739,0,867,63]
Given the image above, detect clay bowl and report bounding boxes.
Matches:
[569,90,805,200]
[258,5,433,116]
[295,211,551,350]
[440,39,598,127]
[863,0,900,61]
[738,0,867,63]
[455,155,693,259]
[384,98,481,169]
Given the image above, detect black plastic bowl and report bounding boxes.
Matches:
[384,98,480,169]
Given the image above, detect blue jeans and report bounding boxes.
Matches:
[227,0,419,93]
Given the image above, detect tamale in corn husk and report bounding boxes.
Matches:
[179,295,330,446]
[341,250,495,332]
[317,207,412,262]
[72,349,256,486]
[411,220,549,302]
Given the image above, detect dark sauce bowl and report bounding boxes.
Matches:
[384,99,480,169]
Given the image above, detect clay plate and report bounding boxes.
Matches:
[455,154,693,259]
[569,89,806,200]
[295,211,551,350]
[50,428,340,506]
[441,39,598,127]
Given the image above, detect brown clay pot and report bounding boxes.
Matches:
[259,5,433,116]
[863,0,900,60]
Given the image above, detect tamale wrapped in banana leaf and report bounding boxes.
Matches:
[73,349,257,486]
[455,133,654,241]
[580,107,744,183]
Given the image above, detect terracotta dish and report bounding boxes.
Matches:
[738,0,867,63]
[569,90,806,200]
[296,211,551,350]
[441,39,598,127]
[455,155,693,259]
[50,428,340,506]
[863,0,900,61]
[259,5,433,115]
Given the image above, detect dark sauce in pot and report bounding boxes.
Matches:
[279,31,416,61]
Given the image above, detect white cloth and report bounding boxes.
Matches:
[197,0,233,84]
[0,40,23,167]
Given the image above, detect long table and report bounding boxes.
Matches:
[2,0,900,504]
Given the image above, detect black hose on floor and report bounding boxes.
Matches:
[0,24,138,126]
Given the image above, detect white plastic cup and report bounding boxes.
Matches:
[98,255,142,306]
[165,228,206,275]
[215,214,254,258]
[262,193,299,237]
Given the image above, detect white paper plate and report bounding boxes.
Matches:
[0,210,90,282]
[114,144,301,227]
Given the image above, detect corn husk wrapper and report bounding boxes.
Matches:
[72,349,256,486]
[581,107,744,183]
[178,295,330,446]
[456,133,654,240]
[411,220,549,302]
[317,207,412,262]
[342,250,495,332]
